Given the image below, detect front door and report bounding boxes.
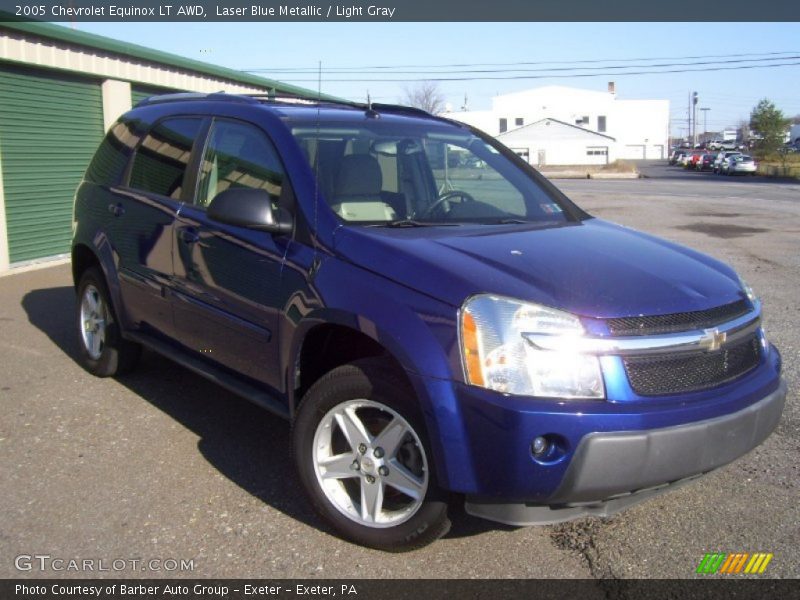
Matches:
[172,118,290,391]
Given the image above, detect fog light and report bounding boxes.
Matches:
[532,436,549,457]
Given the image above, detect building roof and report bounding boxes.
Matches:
[495,85,613,100]
[0,20,341,101]
[498,118,616,141]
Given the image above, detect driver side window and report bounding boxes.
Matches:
[196,120,284,208]
[424,141,526,217]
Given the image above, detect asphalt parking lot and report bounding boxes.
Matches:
[1,165,798,580]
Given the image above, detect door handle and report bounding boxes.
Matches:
[108,203,125,217]
[179,227,200,244]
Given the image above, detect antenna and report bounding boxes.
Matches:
[364,90,379,119]
[312,61,322,262]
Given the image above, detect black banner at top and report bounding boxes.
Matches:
[1,0,799,22]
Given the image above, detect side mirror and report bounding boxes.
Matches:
[207,188,292,235]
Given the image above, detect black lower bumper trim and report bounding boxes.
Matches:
[465,379,786,526]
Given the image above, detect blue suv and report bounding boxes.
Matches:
[72,93,786,550]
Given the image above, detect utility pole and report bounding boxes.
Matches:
[700,107,710,143]
[692,92,698,146]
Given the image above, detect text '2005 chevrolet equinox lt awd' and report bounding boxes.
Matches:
[72,92,786,550]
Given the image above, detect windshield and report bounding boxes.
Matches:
[290,120,571,226]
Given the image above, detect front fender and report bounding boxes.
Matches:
[283,258,471,489]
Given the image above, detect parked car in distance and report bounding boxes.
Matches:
[714,151,742,173]
[71,92,786,551]
[669,149,684,165]
[719,140,743,151]
[672,150,689,166]
[686,151,705,169]
[725,154,758,175]
[696,153,716,171]
[707,140,723,150]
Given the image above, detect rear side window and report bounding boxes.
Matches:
[129,117,204,198]
[195,119,284,208]
[85,119,142,185]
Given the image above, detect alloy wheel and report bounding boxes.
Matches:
[312,399,429,528]
[80,284,107,360]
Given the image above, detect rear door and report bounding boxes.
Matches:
[114,116,206,338]
[172,117,290,390]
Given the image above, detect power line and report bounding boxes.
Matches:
[247,55,800,77]
[265,60,800,83]
[244,50,800,73]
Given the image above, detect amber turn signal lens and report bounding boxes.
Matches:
[462,310,484,386]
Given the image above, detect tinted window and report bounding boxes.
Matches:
[196,120,284,208]
[129,117,204,198]
[85,119,142,185]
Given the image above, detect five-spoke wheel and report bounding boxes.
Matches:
[75,266,141,377]
[313,399,428,528]
[293,358,450,551]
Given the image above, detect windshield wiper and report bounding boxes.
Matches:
[486,218,530,225]
[367,219,457,228]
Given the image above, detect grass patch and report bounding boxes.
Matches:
[756,154,800,178]
[600,160,637,173]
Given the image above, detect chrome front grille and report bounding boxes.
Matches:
[523,300,763,397]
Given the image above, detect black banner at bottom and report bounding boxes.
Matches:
[3,579,799,600]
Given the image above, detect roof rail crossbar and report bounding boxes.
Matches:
[244,94,432,117]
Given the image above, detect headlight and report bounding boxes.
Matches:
[460,295,604,399]
[737,274,757,304]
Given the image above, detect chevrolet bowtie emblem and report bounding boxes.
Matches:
[700,328,727,352]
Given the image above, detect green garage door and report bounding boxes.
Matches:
[131,85,177,107]
[0,65,104,263]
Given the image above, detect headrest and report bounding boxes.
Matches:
[334,154,382,197]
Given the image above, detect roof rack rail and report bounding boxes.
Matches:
[135,91,261,107]
[245,94,433,117]
[135,91,436,120]
[367,102,431,117]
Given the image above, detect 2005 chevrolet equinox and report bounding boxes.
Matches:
[71,92,786,550]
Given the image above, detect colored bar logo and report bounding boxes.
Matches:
[696,553,773,574]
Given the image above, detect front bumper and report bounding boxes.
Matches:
[465,379,786,525]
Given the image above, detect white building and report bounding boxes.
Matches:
[498,119,617,166]
[443,83,670,164]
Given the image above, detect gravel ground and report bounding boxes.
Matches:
[0,165,797,580]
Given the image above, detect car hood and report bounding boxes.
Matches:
[332,218,745,318]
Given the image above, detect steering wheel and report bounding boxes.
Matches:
[420,190,477,218]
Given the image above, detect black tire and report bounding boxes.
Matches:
[76,266,141,377]
[292,358,451,551]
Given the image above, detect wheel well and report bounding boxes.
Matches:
[295,324,411,407]
[71,244,100,289]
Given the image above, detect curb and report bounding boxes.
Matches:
[540,171,641,180]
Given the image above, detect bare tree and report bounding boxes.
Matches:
[791,114,800,125]
[401,81,446,115]
[737,118,751,143]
